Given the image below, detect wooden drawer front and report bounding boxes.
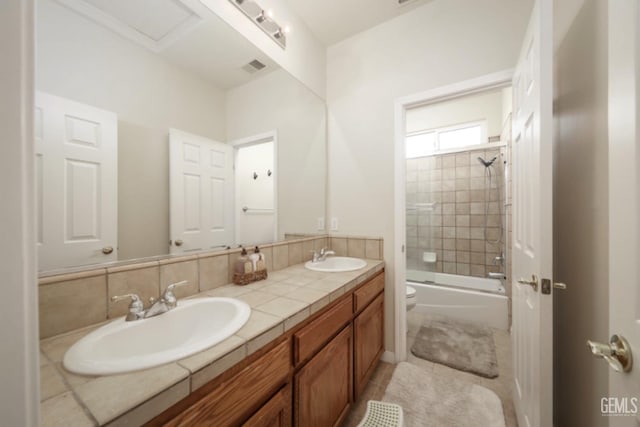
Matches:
[294,325,353,427]
[354,293,384,399]
[168,340,291,427]
[354,272,384,312]
[294,296,352,365]
[243,384,291,427]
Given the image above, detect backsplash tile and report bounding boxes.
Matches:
[273,244,289,270]
[198,254,229,292]
[347,238,366,258]
[39,275,107,339]
[331,237,347,256]
[38,235,383,339]
[159,258,199,299]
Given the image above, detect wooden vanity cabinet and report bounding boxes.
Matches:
[294,325,353,427]
[243,384,292,427]
[353,292,384,399]
[153,270,385,427]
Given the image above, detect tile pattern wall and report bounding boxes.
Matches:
[406,148,506,278]
[38,235,384,339]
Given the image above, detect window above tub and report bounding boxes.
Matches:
[405,120,492,158]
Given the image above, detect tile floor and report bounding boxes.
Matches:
[344,310,517,427]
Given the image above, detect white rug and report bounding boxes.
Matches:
[382,362,505,427]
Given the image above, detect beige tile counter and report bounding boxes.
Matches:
[39,260,385,426]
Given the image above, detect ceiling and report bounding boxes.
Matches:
[55,0,278,89]
[287,0,434,46]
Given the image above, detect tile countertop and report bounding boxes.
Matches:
[39,259,385,427]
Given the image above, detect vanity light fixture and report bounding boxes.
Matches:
[229,0,287,49]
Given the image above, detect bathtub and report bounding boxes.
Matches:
[407,269,509,330]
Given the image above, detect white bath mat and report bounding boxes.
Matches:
[410,315,498,378]
[383,362,505,427]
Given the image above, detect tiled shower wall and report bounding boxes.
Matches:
[406,148,507,278]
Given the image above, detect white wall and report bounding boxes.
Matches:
[0,0,40,424]
[226,68,327,239]
[36,0,227,261]
[405,88,504,137]
[201,0,326,99]
[326,0,533,352]
[553,0,609,424]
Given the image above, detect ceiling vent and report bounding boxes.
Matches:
[241,59,267,74]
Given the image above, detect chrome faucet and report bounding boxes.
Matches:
[488,272,507,280]
[311,247,336,263]
[111,280,189,322]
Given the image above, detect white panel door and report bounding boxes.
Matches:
[169,129,234,254]
[607,1,640,425]
[36,92,118,270]
[510,1,553,426]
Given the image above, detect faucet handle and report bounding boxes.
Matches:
[163,280,189,308]
[110,294,144,320]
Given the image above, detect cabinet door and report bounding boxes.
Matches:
[244,384,291,427]
[294,325,352,427]
[354,293,384,399]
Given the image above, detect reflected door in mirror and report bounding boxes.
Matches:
[169,129,234,254]
[36,92,118,270]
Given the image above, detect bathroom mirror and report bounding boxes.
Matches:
[35,0,326,272]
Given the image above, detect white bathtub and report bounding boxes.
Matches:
[407,270,509,330]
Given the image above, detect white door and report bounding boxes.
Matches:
[234,139,276,245]
[36,92,118,270]
[169,129,234,254]
[606,1,640,424]
[510,0,553,426]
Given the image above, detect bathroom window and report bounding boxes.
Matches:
[405,120,488,158]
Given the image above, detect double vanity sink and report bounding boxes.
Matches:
[63,257,367,376]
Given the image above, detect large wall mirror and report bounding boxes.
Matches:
[36,0,327,272]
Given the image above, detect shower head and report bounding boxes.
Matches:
[477,156,497,167]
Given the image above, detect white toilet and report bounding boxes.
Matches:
[406,286,416,311]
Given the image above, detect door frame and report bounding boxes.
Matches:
[1,0,39,424]
[392,69,513,362]
[229,130,279,244]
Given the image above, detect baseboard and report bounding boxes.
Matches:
[381,351,396,363]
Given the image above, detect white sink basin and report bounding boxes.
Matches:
[63,297,250,376]
[305,257,367,273]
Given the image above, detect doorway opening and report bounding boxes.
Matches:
[232,132,278,246]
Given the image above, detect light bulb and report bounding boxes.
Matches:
[283,25,291,34]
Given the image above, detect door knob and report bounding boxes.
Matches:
[587,334,633,372]
[518,274,538,291]
[102,246,114,255]
[175,239,183,247]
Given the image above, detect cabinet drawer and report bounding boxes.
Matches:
[354,272,384,312]
[294,296,352,365]
[167,339,291,427]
